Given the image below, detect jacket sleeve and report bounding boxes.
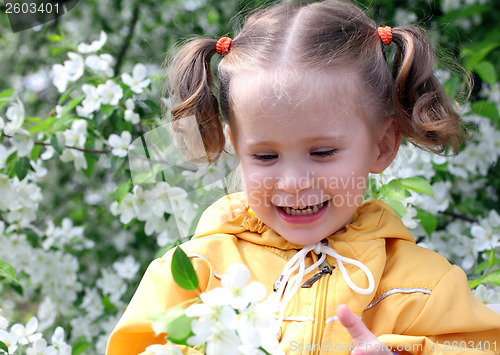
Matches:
[377,266,500,355]
[106,246,213,355]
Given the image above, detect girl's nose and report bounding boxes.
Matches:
[275,168,313,194]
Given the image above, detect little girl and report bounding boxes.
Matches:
[107,1,500,354]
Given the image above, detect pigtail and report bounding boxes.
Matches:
[391,26,466,155]
[166,37,227,165]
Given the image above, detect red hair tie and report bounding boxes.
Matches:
[377,26,392,45]
[216,36,232,55]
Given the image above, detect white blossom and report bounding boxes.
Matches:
[26,338,57,355]
[121,63,151,94]
[471,219,500,253]
[85,53,114,77]
[142,343,182,355]
[96,268,127,304]
[10,129,34,157]
[0,312,8,330]
[76,84,101,118]
[40,145,55,160]
[29,158,48,179]
[63,119,87,147]
[11,317,42,345]
[77,31,108,53]
[0,329,18,354]
[0,144,13,170]
[37,298,57,332]
[110,194,137,224]
[50,52,84,93]
[113,255,140,280]
[473,284,500,305]
[97,80,123,106]
[220,264,267,310]
[108,131,132,157]
[4,99,25,134]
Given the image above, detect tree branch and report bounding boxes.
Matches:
[1,132,108,154]
[114,2,141,76]
[441,210,478,224]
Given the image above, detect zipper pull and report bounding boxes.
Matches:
[301,258,334,288]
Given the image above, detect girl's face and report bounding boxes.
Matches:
[226,69,397,245]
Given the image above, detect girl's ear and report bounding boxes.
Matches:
[225,124,238,155]
[370,116,402,174]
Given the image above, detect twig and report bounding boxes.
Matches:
[441,210,478,224]
[113,2,141,76]
[1,132,108,154]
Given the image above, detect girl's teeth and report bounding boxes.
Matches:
[282,201,325,216]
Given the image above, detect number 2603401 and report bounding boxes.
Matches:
[6,2,61,14]
[440,341,497,352]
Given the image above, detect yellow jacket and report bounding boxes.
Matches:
[107,192,500,355]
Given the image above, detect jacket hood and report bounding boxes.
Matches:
[192,191,415,250]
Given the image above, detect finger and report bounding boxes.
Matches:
[336,304,378,343]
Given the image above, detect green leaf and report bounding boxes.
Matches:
[474,61,497,85]
[60,95,85,118]
[115,179,131,205]
[82,153,97,178]
[14,157,31,180]
[475,259,490,274]
[488,248,496,269]
[71,336,91,355]
[152,305,194,345]
[110,155,125,171]
[48,34,64,42]
[100,104,115,117]
[58,87,77,106]
[28,117,57,135]
[442,75,461,99]
[415,209,438,236]
[0,259,18,283]
[463,42,499,71]
[380,179,405,200]
[143,99,162,118]
[401,177,434,197]
[51,135,64,155]
[0,89,14,99]
[10,282,23,296]
[0,89,15,111]
[0,341,8,352]
[50,115,73,133]
[470,100,499,123]
[51,45,73,57]
[30,144,43,162]
[383,200,405,218]
[171,247,199,291]
[469,269,500,289]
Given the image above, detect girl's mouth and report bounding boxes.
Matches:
[275,200,330,224]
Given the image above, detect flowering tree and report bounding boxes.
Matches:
[0,0,499,354]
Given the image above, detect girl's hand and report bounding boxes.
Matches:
[337,305,393,355]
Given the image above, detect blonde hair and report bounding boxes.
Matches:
[162,0,467,166]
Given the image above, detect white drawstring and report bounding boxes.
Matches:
[273,240,375,326]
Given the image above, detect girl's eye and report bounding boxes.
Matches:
[312,149,337,158]
[252,154,278,161]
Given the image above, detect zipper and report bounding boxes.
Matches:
[301,256,334,355]
[311,267,330,355]
[301,258,334,288]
